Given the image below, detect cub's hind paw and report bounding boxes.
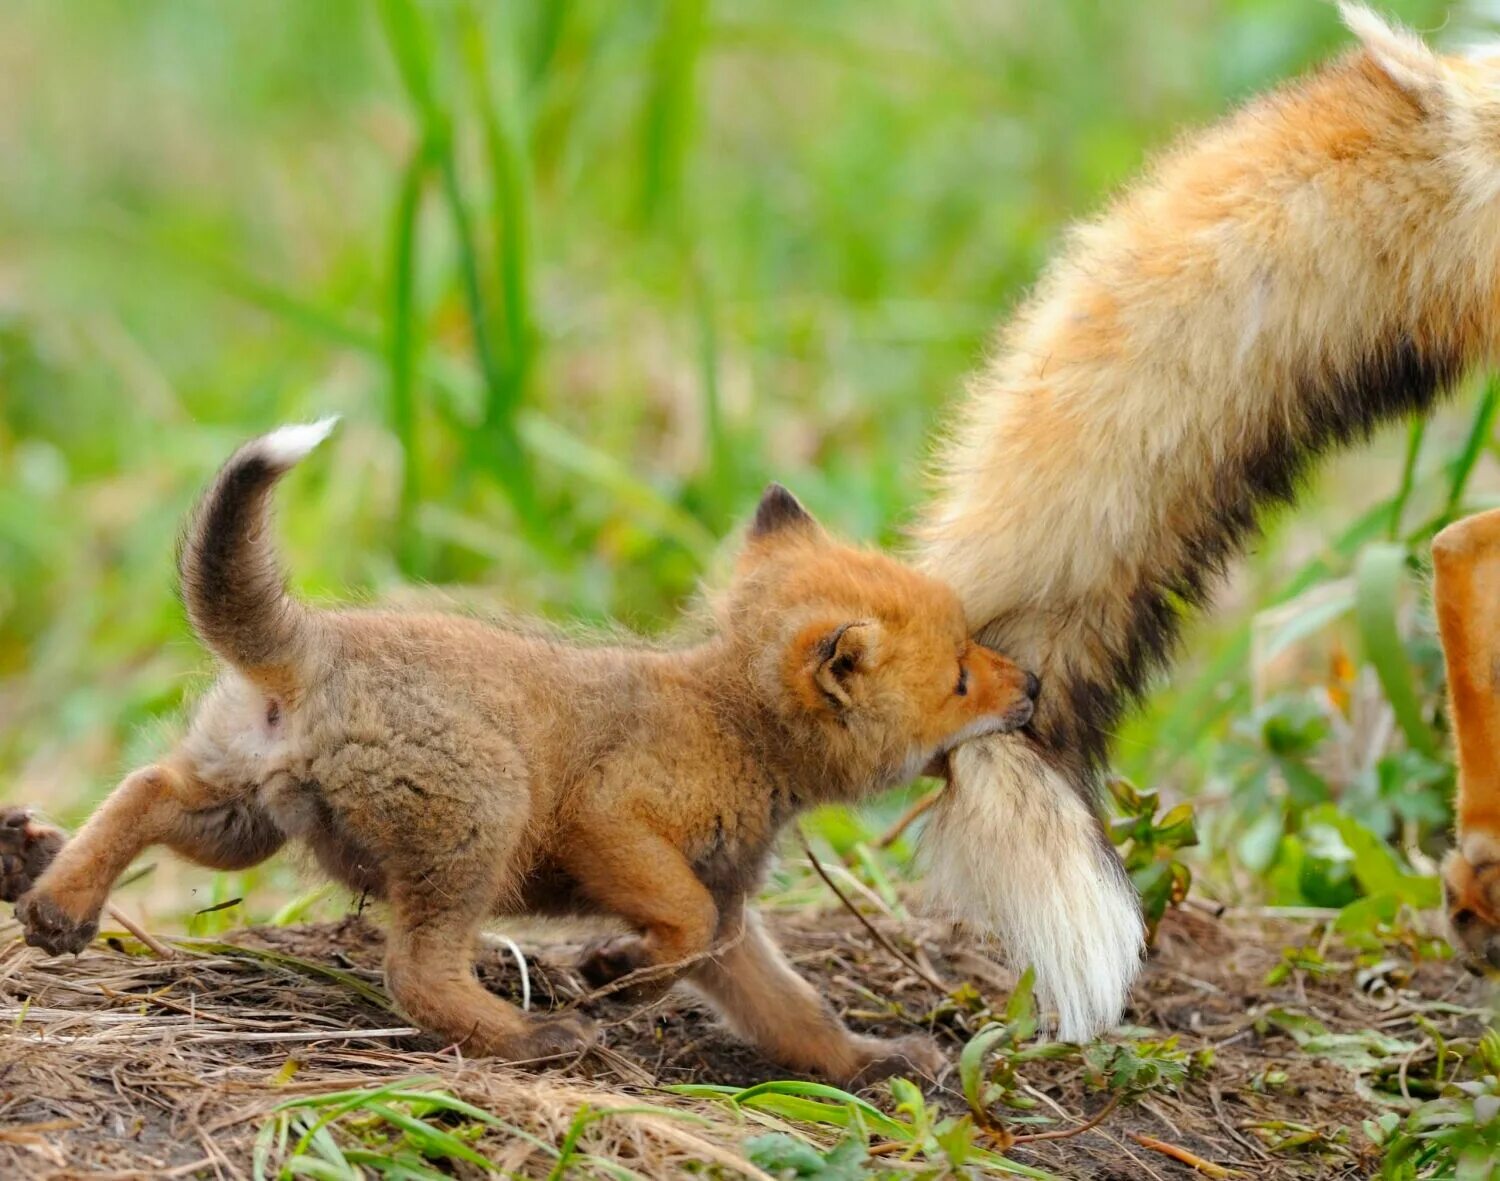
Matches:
[15,890,98,956]
[1,808,65,905]
[515,1011,597,1060]
[844,1033,947,1089]
[1442,839,1500,973]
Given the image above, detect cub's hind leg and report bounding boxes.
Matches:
[688,905,944,1087]
[1432,509,1500,970]
[384,882,595,1061]
[362,765,596,1061]
[11,758,284,956]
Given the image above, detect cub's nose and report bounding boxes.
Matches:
[1023,672,1041,700]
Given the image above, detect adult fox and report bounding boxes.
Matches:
[916,5,1500,1036]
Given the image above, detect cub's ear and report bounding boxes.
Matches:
[792,620,879,712]
[750,483,822,541]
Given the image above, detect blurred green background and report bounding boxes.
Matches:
[0,0,1491,930]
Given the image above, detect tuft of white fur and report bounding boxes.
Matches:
[254,416,341,469]
[1462,829,1500,867]
[920,738,1144,1041]
[1339,4,1445,97]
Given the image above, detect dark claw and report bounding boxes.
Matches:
[16,890,98,956]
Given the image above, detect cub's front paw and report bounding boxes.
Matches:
[1444,835,1500,973]
[1,808,65,905]
[578,935,649,988]
[577,935,676,1003]
[844,1033,946,1089]
[15,890,99,956]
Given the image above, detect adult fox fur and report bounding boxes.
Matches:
[0,420,1039,1083]
[1431,509,1500,972]
[915,4,1500,1038]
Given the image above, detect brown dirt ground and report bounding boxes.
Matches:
[0,904,1493,1179]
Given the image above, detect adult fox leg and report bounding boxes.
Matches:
[1432,510,1500,970]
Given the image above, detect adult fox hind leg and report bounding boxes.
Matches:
[1432,510,1500,971]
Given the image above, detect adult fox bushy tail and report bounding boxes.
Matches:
[917,5,1500,1038]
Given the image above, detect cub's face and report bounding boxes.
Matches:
[731,484,1038,785]
[780,575,1037,781]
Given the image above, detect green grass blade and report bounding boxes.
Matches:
[342,1149,453,1181]
[253,1111,285,1181]
[364,1101,503,1171]
[180,941,396,1011]
[376,0,538,534]
[460,3,534,415]
[270,884,337,927]
[639,0,706,227]
[1354,542,1439,758]
[274,1078,441,1112]
[518,410,716,560]
[393,1088,560,1156]
[282,1159,356,1181]
[720,1080,899,1130]
[376,0,444,125]
[692,262,734,525]
[546,1103,594,1181]
[1442,376,1499,522]
[1388,416,1425,540]
[388,137,434,576]
[527,0,572,87]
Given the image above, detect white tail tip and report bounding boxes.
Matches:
[255,416,341,468]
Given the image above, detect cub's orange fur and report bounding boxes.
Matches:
[0,421,1037,1083]
[916,5,1500,1036]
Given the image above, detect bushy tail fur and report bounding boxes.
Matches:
[916,6,1496,1039]
[178,419,338,687]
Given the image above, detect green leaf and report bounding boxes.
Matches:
[1354,543,1439,757]
[1305,804,1439,909]
[959,1025,1011,1119]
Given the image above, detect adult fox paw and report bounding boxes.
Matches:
[844,1033,946,1089]
[1,807,65,905]
[1443,833,1500,973]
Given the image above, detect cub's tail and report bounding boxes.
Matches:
[178,418,338,689]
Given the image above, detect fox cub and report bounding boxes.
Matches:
[0,420,1038,1084]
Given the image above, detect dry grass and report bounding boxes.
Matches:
[0,905,1492,1179]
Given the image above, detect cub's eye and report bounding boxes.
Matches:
[955,665,969,696]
